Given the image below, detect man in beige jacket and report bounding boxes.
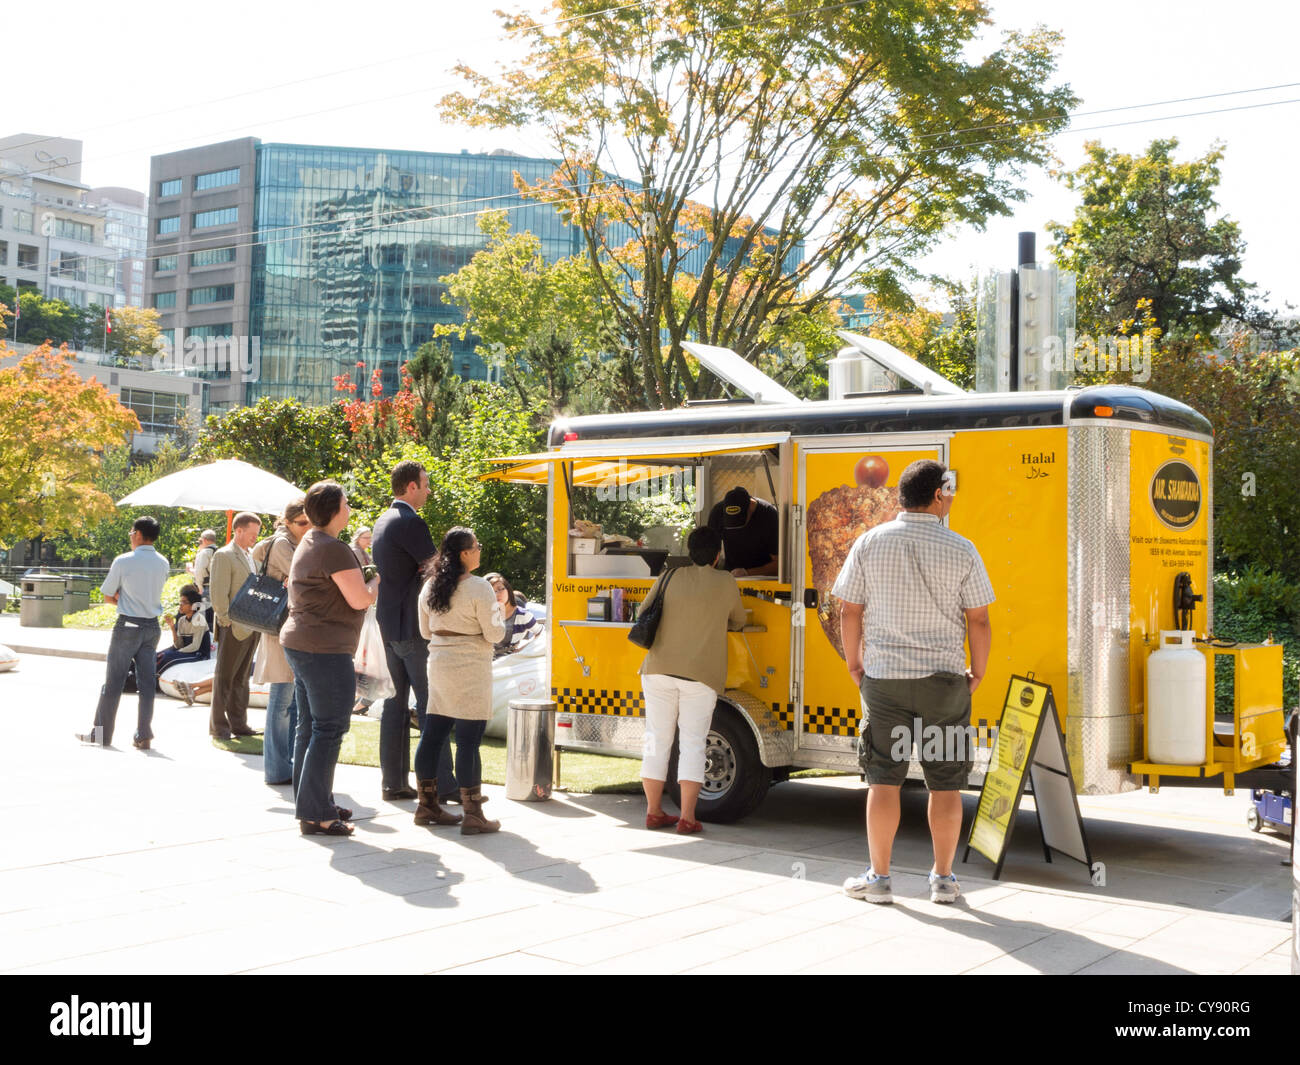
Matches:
[209,512,261,739]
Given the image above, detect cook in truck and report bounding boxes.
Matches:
[706,486,780,578]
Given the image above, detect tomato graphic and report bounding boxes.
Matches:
[854,454,889,488]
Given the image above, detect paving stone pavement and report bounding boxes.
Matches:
[0,646,1292,975]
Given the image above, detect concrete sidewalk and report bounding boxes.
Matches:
[0,650,1291,975]
[0,615,112,660]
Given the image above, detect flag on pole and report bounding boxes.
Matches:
[105,307,112,334]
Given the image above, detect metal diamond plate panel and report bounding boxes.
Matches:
[1067,713,1143,795]
[555,712,645,758]
[1067,424,1140,793]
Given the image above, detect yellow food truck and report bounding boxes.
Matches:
[486,336,1287,821]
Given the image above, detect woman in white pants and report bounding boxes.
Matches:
[639,526,748,834]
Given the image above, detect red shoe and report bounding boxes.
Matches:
[645,811,680,829]
[676,817,703,835]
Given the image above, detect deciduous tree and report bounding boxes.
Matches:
[0,344,140,546]
[443,0,1074,406]
[437,211,615,415]
[193,397,352,489]
[1048,139,1263,340]
[52,440,212,566]
[100,304,163,368]
[0,286,80,346]
[1148,340,1300,582]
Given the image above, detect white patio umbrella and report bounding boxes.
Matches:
[117,459,303,541]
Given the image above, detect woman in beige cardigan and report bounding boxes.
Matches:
[415,526,505,833]
[252,497,309,785]
[639,525,747,834]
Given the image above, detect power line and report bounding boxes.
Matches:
[21,87,1300,281]
[7,0,873,184]
[11,0,1291,190]
[900,94,1300,164]
[914,80,1300,142]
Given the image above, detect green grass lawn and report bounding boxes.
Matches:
[211,721,644,793]
[340,720,644,794]
[63,574,192,629]
[217,718,846,793]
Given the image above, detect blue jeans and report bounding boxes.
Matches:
[416,716,486,790]
[285,647,355,823]
[263,681,298,784]
[382,637,456,792]
[93,616,161,745]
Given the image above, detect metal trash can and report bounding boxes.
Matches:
[20,573,67,627]
[63,574,93,615]
[506,698,556,802]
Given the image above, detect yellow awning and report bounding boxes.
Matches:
[482,432,789,485]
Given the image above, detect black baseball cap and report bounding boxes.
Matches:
[722,486,751,528]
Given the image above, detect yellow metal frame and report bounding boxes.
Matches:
[482,432,790,485]
[1131,642,1287,794]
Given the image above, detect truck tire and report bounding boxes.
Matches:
[666,705,770,823]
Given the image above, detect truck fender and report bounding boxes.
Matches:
[720,689,797,769]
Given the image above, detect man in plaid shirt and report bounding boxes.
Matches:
[833,459,993,904]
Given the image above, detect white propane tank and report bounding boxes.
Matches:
[1145,630,1207,765]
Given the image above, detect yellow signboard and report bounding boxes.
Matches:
[965,675,1093,880]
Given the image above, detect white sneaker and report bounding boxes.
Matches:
[928,870,961,904]
[843,868,892,903]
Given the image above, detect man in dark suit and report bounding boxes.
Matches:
[371,460,457,802]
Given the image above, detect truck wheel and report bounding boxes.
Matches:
[666,706,770,823]
[1245,805,1261,832]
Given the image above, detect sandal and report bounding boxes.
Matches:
[334,805,353,821]
[646,811,680,829]
[300,819,354,836]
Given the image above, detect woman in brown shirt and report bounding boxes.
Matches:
[639,526,747,834]
[280,481,379,836]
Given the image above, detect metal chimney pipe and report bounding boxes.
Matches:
[1009,231,1036,390]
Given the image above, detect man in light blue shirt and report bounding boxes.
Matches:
[77,516,170,749]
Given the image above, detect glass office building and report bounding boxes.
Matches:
[249,145,582,405]
[150,138,803,408]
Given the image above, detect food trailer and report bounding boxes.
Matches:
[486,335,1288,821]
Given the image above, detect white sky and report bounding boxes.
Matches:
[25,0,1299,312]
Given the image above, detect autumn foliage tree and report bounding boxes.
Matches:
[101,304,164,368]
[0,343,140,546]
[333,360,419,462]
[443,0,1074,407]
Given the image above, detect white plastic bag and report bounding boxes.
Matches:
[353,609,396,702]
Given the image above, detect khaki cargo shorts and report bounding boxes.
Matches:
[857,673,972,791]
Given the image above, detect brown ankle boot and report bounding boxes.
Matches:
[414,779,462,826]
[459,787,500,835]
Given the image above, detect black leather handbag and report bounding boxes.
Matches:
[627,567,678,650]
[227,537,290,636]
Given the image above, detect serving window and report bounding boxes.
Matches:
[483,433,792,585]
